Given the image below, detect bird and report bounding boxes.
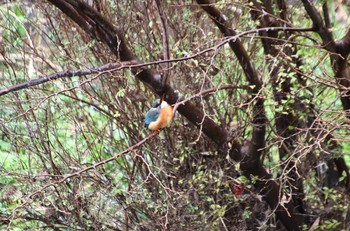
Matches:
[144,96,174,131]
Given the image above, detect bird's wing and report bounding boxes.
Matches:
[144,107,161,127]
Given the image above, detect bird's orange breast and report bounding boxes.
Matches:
[148,105,174,130]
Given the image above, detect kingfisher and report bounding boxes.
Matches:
[144,96,174,131]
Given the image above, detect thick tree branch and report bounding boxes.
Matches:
[48,0,135,61]
[322,3,331,29]
[301,0,336,53]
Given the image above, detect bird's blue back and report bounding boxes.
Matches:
[144,100,161,127]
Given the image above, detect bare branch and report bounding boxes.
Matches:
[0,61,137,97]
